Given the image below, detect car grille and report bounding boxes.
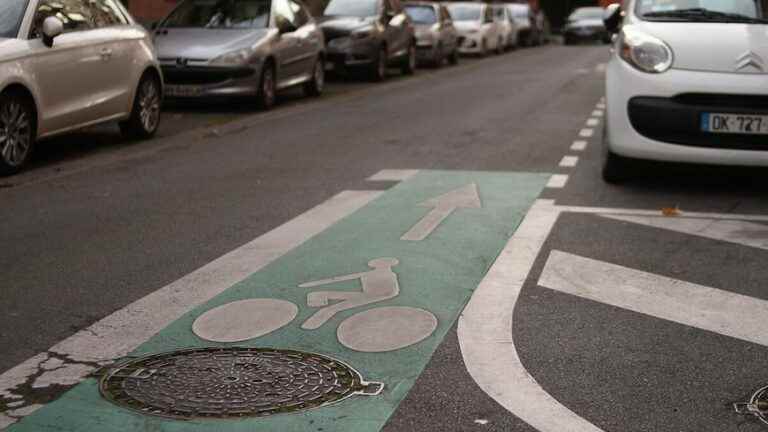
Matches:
[161,65,256,85]
[322,27,349,43]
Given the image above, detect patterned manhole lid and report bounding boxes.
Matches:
[735,385,768,426]
[99,347,383,420]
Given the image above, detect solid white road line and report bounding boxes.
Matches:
[556,204,768,223]
[539,250,768,347]
[559,156,579,168]
[0,190,383,408]
[459,200,605,432]
[586,118,600,127]
[601,214,768,251]
[546,175,569,189]
[579,128,594,138]
[367,169,420,182]
[571,141,588,151]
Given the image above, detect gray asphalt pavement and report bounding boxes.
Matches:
[2,42,768,432]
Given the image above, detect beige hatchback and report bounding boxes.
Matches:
[0,0,163,175]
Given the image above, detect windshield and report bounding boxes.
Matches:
[570,7,604,20]
[0,0,28,38]
[637,0,764,21]
[404,5,437,24]
[446,4,482,21]
[324,0,378,17]
[163,0,271,29]
[508,5,529,19]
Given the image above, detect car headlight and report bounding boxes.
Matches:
[210,48,256,66]
[619,27,673,73]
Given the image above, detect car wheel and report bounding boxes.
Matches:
[257,62,277,109]
[370,47,387,82]
[602,150,635,184]
[433,43,444,68]
[402,43,416,75]
[564,36,573,45]
[303,56,325,97]
[0,91,35,176]
[449,48,459,65]
[480,39,488,57]
[119,72,161,140]
[496,38,504,54]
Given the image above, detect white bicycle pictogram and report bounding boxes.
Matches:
[193,258,438,353]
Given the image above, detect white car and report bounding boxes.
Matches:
[0,0,163,175]
[445,2,503,56]
[603,0,768,182]
[506,3,532,46]
[493,4,516,50]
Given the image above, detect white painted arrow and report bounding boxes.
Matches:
[401,183,482,241]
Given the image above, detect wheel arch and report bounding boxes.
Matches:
[1,83,39,136]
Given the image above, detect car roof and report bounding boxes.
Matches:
[404,1,439,8]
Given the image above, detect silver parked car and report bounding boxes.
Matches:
[0,0,163,175]
[154,0,326,109]
[404,1,459,67]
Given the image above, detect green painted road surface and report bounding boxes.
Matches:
[10,170,549,432]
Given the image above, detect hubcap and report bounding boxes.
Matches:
[0,100,31,167]
[138,79,160,133]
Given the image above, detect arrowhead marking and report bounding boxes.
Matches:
[420,183,482,210]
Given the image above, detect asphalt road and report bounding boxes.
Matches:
[2,42,768,432]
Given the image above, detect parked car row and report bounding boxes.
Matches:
[0,0,550,175]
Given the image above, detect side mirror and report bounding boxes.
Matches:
[42,16,63,48]
[276,17,297,34]
[604,3,622,34]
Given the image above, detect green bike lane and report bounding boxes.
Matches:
[9,170,549,432]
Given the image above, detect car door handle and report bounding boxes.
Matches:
[100,48,113,60]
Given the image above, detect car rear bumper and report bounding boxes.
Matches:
[605,57,768,166]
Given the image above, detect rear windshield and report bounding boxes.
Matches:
[324,0,378,18]
[569,7,604,20]
[404,5,437,24]
[163,0,271,29]
[0,0,29,38]
[637,0,764,20]
[446,4,481,21]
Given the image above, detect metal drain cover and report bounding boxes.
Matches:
[735,385,768,425]
[99,347,383,420]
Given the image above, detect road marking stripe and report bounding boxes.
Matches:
[586,118,600,127]
[592,110,604,117]
[546,174,569,189]
[538,250,768,347]
[559,156,579,168]
[596,103,606,109]
[556,204,768,223]
[579,128,594,138]
[0,190,383,417]
[459,200,604,432]
[367,169,420,182]
[601,214,768,250]
[571,141,588,151]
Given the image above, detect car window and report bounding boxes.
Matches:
[89,0,130,27]
[404,5,437,24]
[637,0,763,19]
[0,0,29,39]
[324,0,378,18]
[446,4,481,21]
[290,0,309,27]
[494,6,505,20]
[162,0,271,29]
[31,0,94,38]
[484,6,493,23]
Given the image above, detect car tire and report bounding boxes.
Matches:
[401,43,417,75]
[119,72,161,140]
[303,56,325,97]
[480,39,488,57]
[448,48,459,65]
[257,62,277,109]
[496,38,504,55]
[602,150,635,184]
[564,36,573,45]
[0,91,36,176]
[370,47,388,82]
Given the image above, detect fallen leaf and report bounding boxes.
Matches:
[661,207,682,217]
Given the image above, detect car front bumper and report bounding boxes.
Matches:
[456,33,485,54]
[161,64,262,98]
[606,56,768,166]
[564,27,608,41]
[325,38,378,68]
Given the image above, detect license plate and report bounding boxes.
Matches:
[702,112,768,135]
[165,85,202,97]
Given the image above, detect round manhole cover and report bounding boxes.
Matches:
[735,385,768,426]
[99,347,383,420]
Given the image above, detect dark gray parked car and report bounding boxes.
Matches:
[404,1,459,67]
[563,6,610,45]
[320,0,416,81]
[154,0,326,109]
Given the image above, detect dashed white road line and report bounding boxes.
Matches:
[579,128,594,138]
[596,103,606,109]
[559,156,579,168]
[592,110,604,117]
[367,169,420,182]
[571,141,588,152]
[546,174,569,189]
[586,118,600,127]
